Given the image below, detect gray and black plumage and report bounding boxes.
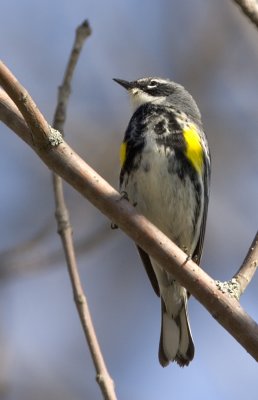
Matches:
[114,77,210,367]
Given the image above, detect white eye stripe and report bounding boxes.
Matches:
[147,80,158,89]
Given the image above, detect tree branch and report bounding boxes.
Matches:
[232,0,258,28]
[214,233,258,301]
[1,61,258,362]
[0,88,32,145]
[53,20,92,134]
[233,231,258,297]
[51,21,117,400]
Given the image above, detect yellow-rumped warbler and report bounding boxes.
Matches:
[114,77,210,367]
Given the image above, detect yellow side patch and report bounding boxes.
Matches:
[120,141,127,167]
[183,124,203,174]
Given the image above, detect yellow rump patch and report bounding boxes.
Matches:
[183,124,203,174]
[120,141,127,167]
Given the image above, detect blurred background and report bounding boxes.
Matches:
[1,0,258,399]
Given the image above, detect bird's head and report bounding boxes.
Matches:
[113,77,201,123]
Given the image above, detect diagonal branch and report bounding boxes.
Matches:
[233,231,258,297]
[1,61,258,362]
[51,21,117,400]
[0,88,32,144]
[215,232,258,301]
[232,0,258,29]
[53,20,91,134]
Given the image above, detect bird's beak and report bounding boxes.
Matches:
[113,78,133,90]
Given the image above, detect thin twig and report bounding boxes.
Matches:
[1,61,258,362]
[233,231,258,297]
[215,231,258,300]
[51,21,117,400]
[232,0,258,28]
[53,20,92,134]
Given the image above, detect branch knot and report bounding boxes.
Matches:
[215,278,241,300]
[48,127,63,146]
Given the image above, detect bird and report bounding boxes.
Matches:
[114,77,210,367]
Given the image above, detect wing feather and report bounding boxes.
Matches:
[193,151,211,264]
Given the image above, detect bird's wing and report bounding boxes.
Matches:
[192,150,211,265]
[136,246,160,297]
[119,105,161,297]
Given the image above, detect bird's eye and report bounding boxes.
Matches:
[147,80,158,89]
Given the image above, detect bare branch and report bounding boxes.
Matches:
[232,0,258,28]
[53,20,91,134]
[51,21,117,400]
[0,64,50,149]
[1,61,258,362]
[233,231,258,296]
[215,231,258,300]
[0,88,32,145]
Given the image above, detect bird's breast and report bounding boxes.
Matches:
[122,136,204,253]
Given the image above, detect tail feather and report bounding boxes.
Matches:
[159,299,194,367]
[175,304,194,366]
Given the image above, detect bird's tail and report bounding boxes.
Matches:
[159,299,194,367]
